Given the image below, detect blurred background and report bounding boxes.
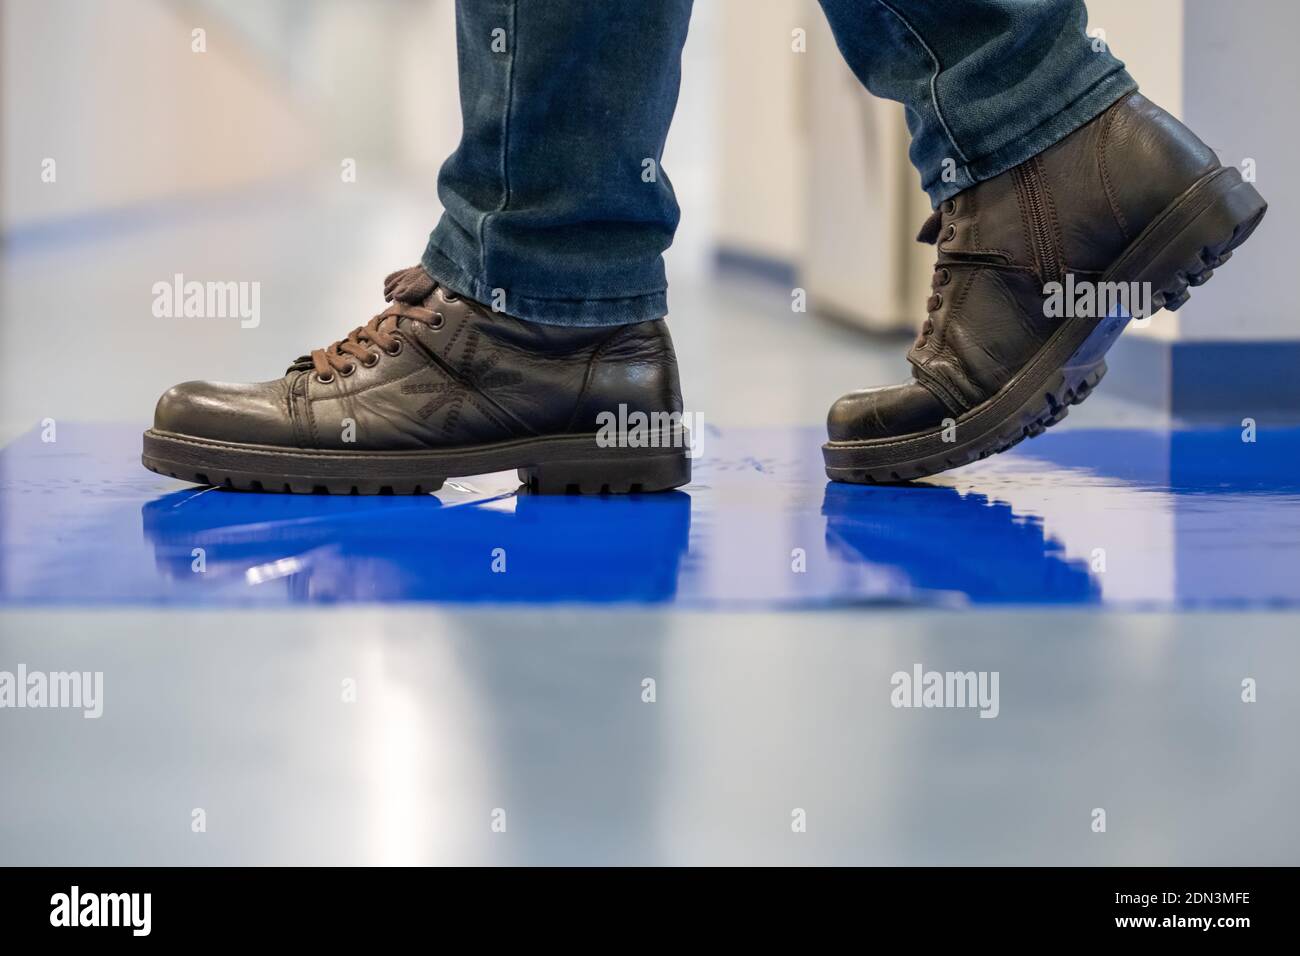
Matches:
[3,0,1300,867]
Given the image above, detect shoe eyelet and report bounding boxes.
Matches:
[385,336,404,357]
[429,312,445,331]
[933,292,943,309]
[339,363,357,377]
[942,200,956,215]
[439,288,460,303]
[315,372,335,385]
[362,351,381,368]
[944,224,956,241]
[940,268,952,285]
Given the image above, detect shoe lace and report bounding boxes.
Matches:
[912,206,952,348]
[308,266,456,380]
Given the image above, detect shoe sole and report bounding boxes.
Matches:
[823,166,1268,483]
[142,429,692,495]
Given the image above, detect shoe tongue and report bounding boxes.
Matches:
[916,209,944,245]
[383,264,436,305]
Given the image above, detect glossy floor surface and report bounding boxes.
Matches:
[3,607,1296,866]
[3,175,1297,865]
[3,422,1299,609]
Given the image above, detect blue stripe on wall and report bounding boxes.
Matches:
[1106,334,1300,421]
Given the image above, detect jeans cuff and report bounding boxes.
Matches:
[420,240,669,328]
[924,69,1139,207]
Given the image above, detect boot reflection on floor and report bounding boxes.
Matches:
[142,486,693,604]
[821,482,1100,606]
[2,423,1299,608]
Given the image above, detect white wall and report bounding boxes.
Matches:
[1085,0,1183,343]
[2,0,464,234]
[1,0,317,230]
[714,0,807,265]
[801,6,930,331]
[1177,0,1298,340]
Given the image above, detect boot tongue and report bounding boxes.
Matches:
[382,264,437,305]
[916,209,944,245]
[285,266,437,375]
[380,264,445,333]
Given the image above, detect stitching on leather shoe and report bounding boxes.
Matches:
[288,372,307,448]
[983,268,1043,345]
[563,324,634,433]
[915,375,963,419]
[1035,155,1069,272]
[310,357,432,401]
[951,263,975,318]
[933,346,982,404]
[462,390,520,436]
[1097,102,1132,242]
[913,365,969,415]
[305,382,320,447]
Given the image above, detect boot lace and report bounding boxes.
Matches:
[308,266,456,382]
[912,206,953,348]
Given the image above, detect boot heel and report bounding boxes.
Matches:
[1120,167,1268,313]
[518,451,691,495]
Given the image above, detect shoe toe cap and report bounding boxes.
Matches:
[153,379,294,445]
[827,382,950,442]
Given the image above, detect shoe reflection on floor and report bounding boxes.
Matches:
[141,484,693,604]
[2,423,1299,609]
[820,482,1100,605]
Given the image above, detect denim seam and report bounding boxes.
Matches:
[478,0,518,276]
[874,0,970,165]
[426,240,667,303]
[964,70,1131,174]
[920,70,1134,202]
[422,243,668,326]
[501,288,669,304]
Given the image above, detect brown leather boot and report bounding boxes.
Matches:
[142,267,690,494]
[824,92,1267,483]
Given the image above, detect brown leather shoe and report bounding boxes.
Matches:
[142,266,690,494]
[824,92,1267,483]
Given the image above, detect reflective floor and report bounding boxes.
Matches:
[3,421,1299,609]
[2,173,1297,866]
[3,607,1297,866]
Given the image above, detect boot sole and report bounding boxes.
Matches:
[823,166,1268,483]
[142,429,692,495]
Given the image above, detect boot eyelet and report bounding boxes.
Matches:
[429,312,445,331]
[944,224,956,241]
[940,268,952,285]
[362,351,381,368]
[339,363,357,377]
[385,336,404,357]
[439,288,460,303]
[942,200,956,215]
[933,292,943,309]
[315,372,335,385]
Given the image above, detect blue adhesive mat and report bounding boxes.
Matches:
[2,423,1298,608]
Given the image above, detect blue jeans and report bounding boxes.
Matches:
[423,0,1135,326]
